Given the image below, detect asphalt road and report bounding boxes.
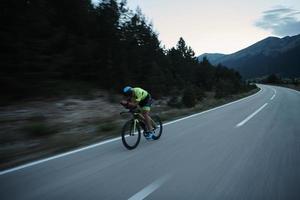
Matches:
[1,84,300,200]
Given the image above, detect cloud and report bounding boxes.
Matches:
[255,6,300,36]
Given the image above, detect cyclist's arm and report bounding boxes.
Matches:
[120,98,139,109]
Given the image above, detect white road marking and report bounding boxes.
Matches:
[270,94,275,100]
[164,86,263,126]
[268,84,300,95]
[0,137,121,176]
[0,86,264,176]
[270,88,276,100]
[236,103,268,127]
[128,174,171,200]
[285,87,300,94]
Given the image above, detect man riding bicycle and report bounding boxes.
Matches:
[121,86,155,140]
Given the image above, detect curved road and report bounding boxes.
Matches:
[1,84,300,199]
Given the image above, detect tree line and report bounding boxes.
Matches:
[0,0,254,104]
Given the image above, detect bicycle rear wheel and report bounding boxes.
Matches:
[121,120,141,150]
[151,115,163,140]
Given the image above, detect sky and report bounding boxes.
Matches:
[93,0,300,55]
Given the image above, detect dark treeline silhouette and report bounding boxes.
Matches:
[262,74,282,84]
[1,0,253,104]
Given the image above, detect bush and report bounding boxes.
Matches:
[292,78,299,86]
[215,84,226,98]
[22,122,57,138]
[167,96,182,108]
[264,74,282,84]
[182,88,196,107]
[97,122,119,133]
[194,87,205,101]
[215,79,235,99]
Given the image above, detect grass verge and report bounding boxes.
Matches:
[157,88,259,123]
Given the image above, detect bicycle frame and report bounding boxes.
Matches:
[120,110,158,133]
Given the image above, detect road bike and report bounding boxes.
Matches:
[120,109,162,150]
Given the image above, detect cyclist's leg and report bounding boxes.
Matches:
[140,95,153,132]
[142,106,153,131]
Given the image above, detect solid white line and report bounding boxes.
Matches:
[128,174,171,200]
[0,137,121,176]
[0,86,264,176]
[164,87,263,126]
[236,103,268,127]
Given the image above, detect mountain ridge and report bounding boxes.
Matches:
[198,34,300,78]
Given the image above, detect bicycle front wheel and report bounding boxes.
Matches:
[121,119,141,150]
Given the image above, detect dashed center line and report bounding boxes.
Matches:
[236,103,268,127]
[270,94,275,100]
[270,88,277,100]
[128,174,171,200]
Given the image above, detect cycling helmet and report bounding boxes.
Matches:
[123,86,132,94]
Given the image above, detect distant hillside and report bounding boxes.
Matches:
[197,53,226,64]
[198,34,300,78]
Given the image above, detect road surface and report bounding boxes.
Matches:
[1,84,300,199]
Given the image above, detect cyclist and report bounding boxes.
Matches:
[121,86,154,140]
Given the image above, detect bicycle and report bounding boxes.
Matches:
[120,109,163,150]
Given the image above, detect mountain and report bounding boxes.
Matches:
[197,53,226,64]
[198,34,300,78]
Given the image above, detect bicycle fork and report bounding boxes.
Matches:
[131,119,139,136]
